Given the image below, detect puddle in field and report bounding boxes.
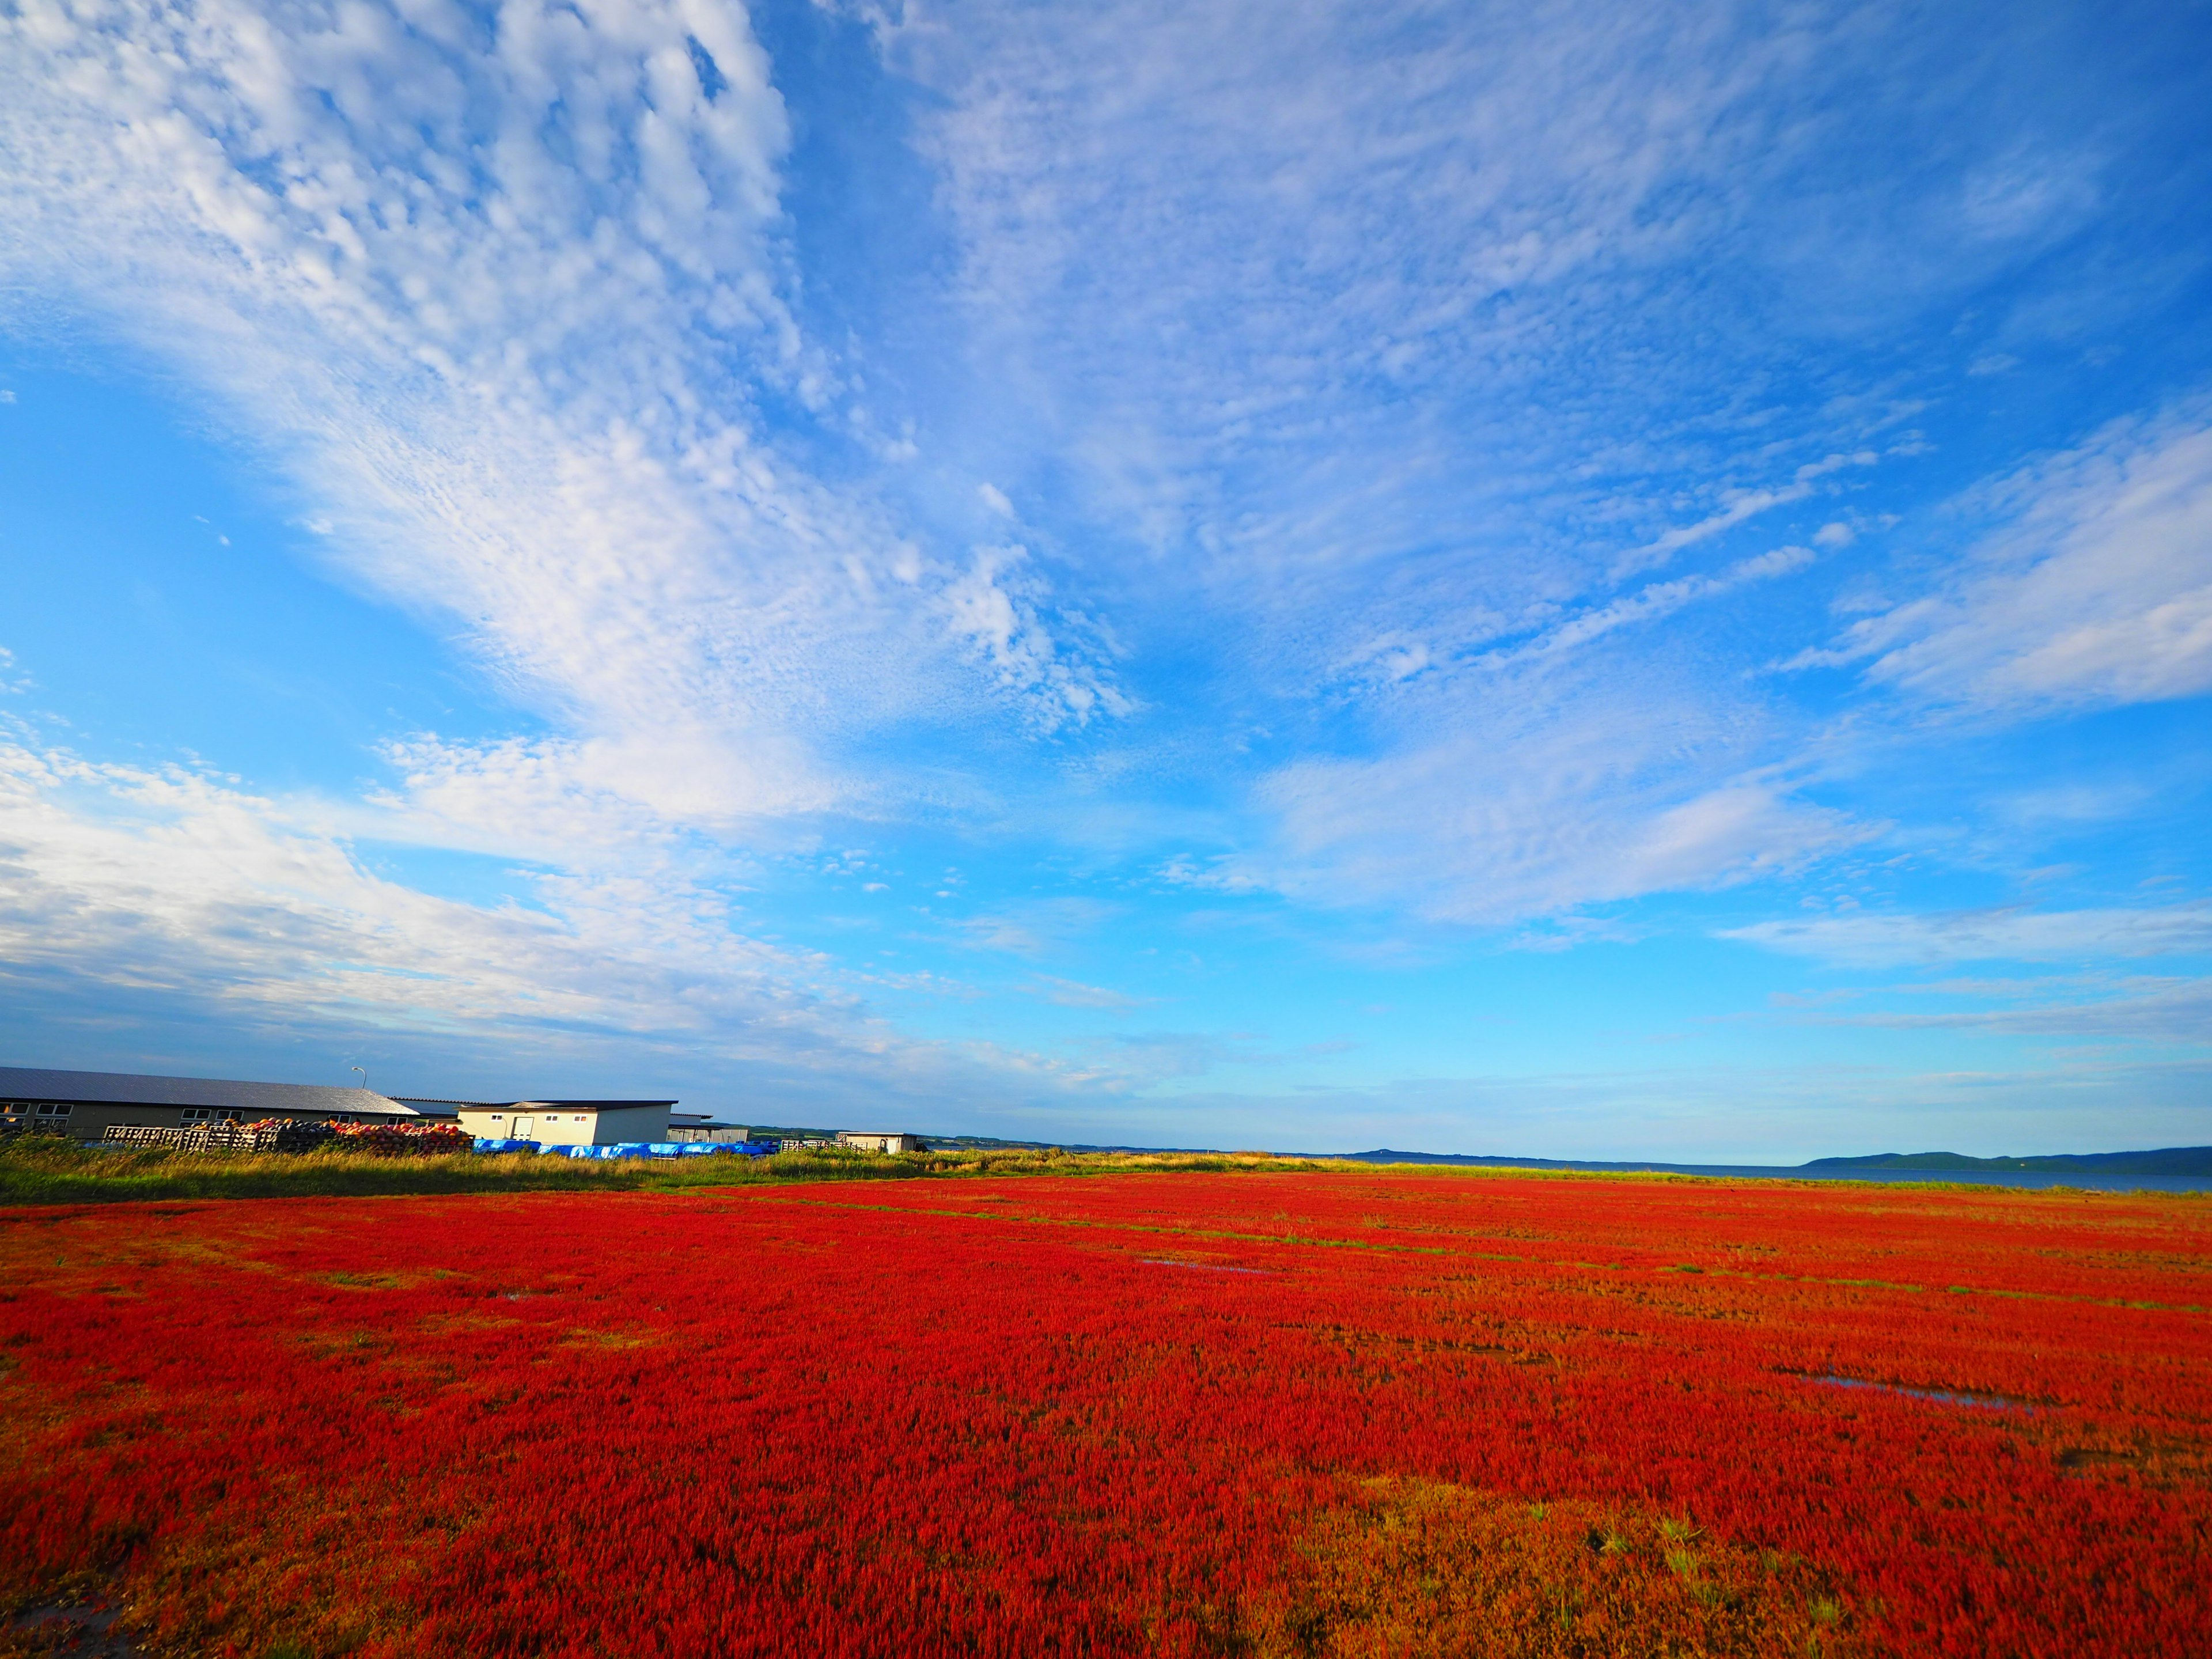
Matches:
[1802,1373,2033,1412]
[8,1597,140,1657]
[2056,1446,2138,1469]
[1141,1259,1271,1275]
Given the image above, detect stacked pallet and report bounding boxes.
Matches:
[101,1120,338,1153]
[103,1124,187,1149]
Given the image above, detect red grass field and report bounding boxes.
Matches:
[3,1172,2209,1656]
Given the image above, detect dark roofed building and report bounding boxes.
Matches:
[667,1112,749,1143]
[454,1100,675,1146]
[0,1066,426,1142]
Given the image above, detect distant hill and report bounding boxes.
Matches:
[736,1130,2212,1177]
[1340,1149,1584,1168]
[1334,1146,2212,1177]
[1331,1149,1701,1172]
[1802,1146,2212,1176]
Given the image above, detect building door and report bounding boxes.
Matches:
[513,1116,535,1138]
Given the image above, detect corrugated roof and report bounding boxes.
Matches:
[507,1100,677,1109]
[0,1067,415,1116]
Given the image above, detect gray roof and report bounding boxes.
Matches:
[507,1100,676,1110]
[0,1067,415,1117]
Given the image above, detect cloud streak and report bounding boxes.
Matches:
[1786,409,2212,713]
[1726,904,2212,968]
[0,0,1124,834]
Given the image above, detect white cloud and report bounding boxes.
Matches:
[1725,903,2212,968]
[952,897,1120,957]
[858,0,1945,687]
[0,732,826,1043]
[1248,668,1865,925]
[0,728,1167,1105]
[0,0,1123,834]
[1495,545,1817,665]
[1847,975,2212,1045]
[943,546,1133,730]
[1613,486,1808,579]
[1027,974,1153,1010]
[1789,408,2212,710]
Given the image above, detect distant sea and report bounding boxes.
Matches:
[1324,1151,2212,1194]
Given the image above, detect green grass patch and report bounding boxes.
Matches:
[2,1135,2181,1209]
[0,1138,1359,1206]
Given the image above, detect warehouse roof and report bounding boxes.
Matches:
[0,1066,414,1117]
[499,1106,677,1119]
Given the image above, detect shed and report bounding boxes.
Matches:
[667,1113,749,1143]
[838,1131,926,1154]
[453,1100,674,1147]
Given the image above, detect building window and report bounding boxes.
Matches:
[180,1108,238,1124]
[35,1103,73,1120]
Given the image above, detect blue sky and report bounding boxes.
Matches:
[2,0,2210,1159]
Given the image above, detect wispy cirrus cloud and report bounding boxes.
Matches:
[0,730,834,1047]
[0,726,1153,1105]
[1026,974,1154,1011]
[1846,975,2212,1045]
[1784,409,2212,713]
[862,0,2048,671]
[1725,903,2212,968]
[0,0,1124,833]
[1247,664,1866,925]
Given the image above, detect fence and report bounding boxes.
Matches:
[103,1120,335,1154]
[99,1119,471,1156]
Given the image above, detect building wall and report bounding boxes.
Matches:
[460,1106,588,1146]
[459,1104,672,1146]
[839,1132,921,1154]
[585,1105,673,1143]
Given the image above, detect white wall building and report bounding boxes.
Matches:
[457,1100,673,1146]
[839,1131,925,1154]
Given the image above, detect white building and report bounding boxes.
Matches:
[838,1131,926,1154]
[456,1100,673,1146]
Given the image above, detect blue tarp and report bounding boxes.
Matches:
[476,1138,760,1161]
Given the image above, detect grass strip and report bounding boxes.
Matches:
[3,1135,2196,1211]
[0,1139,1346,1206]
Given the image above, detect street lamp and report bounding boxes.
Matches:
[351,1065,368,1094]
